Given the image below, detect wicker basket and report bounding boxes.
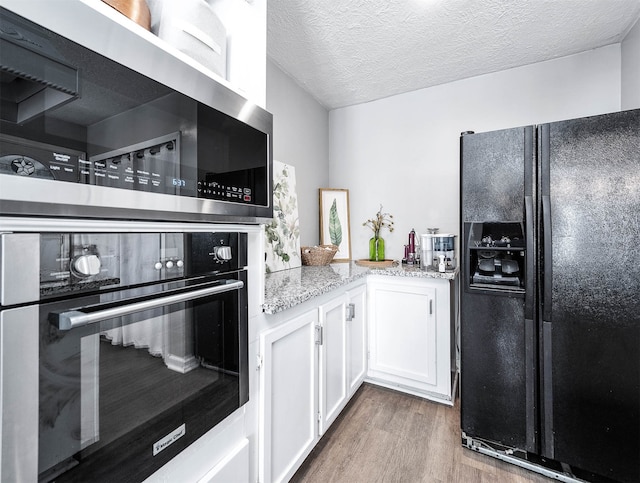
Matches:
[301,245,338,266]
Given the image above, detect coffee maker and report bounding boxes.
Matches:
[421,232,456,271]
[433,234,456,270]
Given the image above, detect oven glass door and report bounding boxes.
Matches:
[38,272,248,482]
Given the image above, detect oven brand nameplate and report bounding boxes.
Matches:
[153,424,186,456]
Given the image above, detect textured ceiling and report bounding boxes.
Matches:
[267,0,640,109]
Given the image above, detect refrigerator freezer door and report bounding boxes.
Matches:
[460,126,537,453]
[461,127,529,223]
[540,109,640,483]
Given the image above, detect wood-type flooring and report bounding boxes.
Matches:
[291,383,553,483]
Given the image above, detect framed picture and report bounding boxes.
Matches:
[319,188,351,262]
[264,160,301,273]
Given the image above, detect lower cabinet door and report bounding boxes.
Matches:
[369,280,438,386]
[318,295,348,435]
[259,310,319,483]
[347,284,367,396]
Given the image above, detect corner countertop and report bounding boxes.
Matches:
[263,261,458,314]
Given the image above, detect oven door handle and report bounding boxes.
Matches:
[53,279,244,331]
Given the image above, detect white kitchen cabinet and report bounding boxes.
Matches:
[318,296,348,434]
[258,280,367,483]
[3,0,266,109]
[259,309,319,483]
[197,438,249,483]
[346,284,367,397]
[367,275,458,405]
[201,0,267,106]
[318,283,368,434]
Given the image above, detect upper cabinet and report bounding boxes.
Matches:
[201,0,267,107]
[1,0,267,108]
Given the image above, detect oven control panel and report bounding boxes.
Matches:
[36,232,247,300]
[186,232,247,274]
[40,235,120,298]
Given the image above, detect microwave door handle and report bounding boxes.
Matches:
[52,279,244,331]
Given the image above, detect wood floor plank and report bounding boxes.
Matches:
[291,383,554,483]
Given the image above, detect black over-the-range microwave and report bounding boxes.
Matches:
[0,4,273,222]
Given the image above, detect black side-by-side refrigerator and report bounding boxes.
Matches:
[460,109,639,483]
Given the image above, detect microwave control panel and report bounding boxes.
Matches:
[0,133,255,203]
[0,134,82,183]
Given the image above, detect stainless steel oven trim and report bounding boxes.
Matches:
[0,174,274,223]
[0,217,262,234]
[0,233,40,306]
[0,304,39,482]
[54,279,244,330]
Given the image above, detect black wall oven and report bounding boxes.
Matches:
[0,5,273,223]
[0,229,249,482]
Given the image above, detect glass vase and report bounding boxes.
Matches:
[369,236,385,261]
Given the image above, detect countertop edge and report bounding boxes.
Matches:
[263,262,458,314]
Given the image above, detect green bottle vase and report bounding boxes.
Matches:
[369,236,385,261]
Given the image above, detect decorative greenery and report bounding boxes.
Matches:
[363,204,394,239]
[329,198,343,247]
[264,163,300,273]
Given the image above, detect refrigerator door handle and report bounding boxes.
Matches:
[539,123,555,458]
[524,195,534,320]
[525,194,537,453]
[539,123,552,324]
[542,320,554,458]
[542,194,552,322]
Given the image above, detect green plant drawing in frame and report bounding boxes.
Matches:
[329,199,343,247]
[320,188,351,262]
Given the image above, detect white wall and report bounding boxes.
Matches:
[329,45,621,261]
[266,59,330,246]
[622,19,640,110]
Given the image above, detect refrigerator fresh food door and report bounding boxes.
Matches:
[540,109,640,483]
[460,126,538,453]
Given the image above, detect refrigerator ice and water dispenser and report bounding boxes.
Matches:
[465,222,525,291]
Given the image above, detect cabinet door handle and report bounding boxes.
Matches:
[346,303,355,321]
[315,325,323,345]
[429,299,433,315]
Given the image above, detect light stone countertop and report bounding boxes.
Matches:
[263,261,459,314]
